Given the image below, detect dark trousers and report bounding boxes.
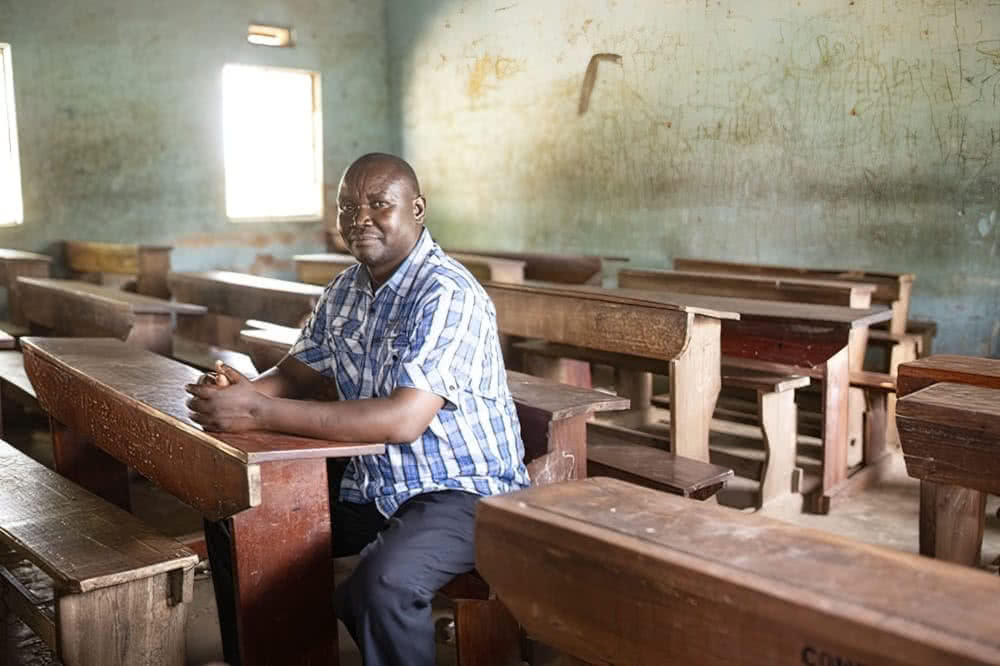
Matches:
[205,463,479,666]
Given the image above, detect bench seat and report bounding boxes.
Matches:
[0,440,198,665]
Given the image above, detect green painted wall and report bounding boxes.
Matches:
[387,0,1000,355]
[0,0,390,276]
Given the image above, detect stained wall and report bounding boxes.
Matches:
[387,1,1000,354]
[0,0,390,275]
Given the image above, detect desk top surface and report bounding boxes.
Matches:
[621,268,879,295]
[169,270,324,297]
[897,354,1000,396]
[21,337,383,464]
[0,248,52,263]
[478,477,1000,663]
[673,258,915,283]
[16,278,206,315]
[501,282,889,327]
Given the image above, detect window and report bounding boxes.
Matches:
[0,44,23,226]
[222,64,323,221]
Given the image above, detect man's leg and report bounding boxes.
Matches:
[334,490,480,666]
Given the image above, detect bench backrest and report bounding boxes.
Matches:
[452,250,604,284]
[294,252,526,286]
[168,270,322,327]
[0,249,52,325]
[476,476,1000,666]
[0,439,197,594]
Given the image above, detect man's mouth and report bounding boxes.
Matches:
[351,234,382,244]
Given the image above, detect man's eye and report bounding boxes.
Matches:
[339,205,355,213]
[373,201,389,209]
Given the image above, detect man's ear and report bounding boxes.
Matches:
[413,195,426,224]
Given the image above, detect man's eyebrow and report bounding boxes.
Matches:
[367,191,394,200]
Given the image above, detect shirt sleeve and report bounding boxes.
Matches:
[288,284,334,371]
[394,287,492,410]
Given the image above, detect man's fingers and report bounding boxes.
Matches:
[217,363,247,385]
[185,383,219,398]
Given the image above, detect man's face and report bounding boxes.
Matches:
[336,161,425,283]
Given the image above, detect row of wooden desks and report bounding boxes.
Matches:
[486,281,891,512]
[294,252,527,285]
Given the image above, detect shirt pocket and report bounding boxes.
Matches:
[325,316,366,384]
[373,331,410,397]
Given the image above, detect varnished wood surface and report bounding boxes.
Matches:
[619,268,876,306]
[0,249,52,264]
[506,370,629,419]
[293,252,357,285]
[168,270,322,326]
[500,281,740,319]
[0,350,35,399]
[476,477,1000,666]
[0,330,13,349]
[16,278,205,315]
[897,354,1000,396]
[21,337,383,519]
[586,440,733,498]
[897,382,1000,495]
[0,440,197,593]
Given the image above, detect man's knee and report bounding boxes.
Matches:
[336,562,432,624]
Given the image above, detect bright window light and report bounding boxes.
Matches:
[0,44,24,226]
[223,64,323,221]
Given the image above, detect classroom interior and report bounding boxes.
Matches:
[1,1,999,665]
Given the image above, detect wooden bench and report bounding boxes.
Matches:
[21,336,385,666]
[64,241,173,299]
[168,270,322,350]
[0,350,38,438]
[15,277,206,357]
[896,355,1000,567]
[476,477,1000,666]
[0,249,52,330]
[294,251,526,285]
[515,339,804,507]
[0,439,198,665]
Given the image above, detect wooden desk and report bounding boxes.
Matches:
[509,283,891,512]
[294,252,526,286]
[16,277,205,356]
[476,477,1000,666]
[484,282,738,466]
[237,324,631,479]
[451,249,606,284]
[896,355,1000,566]
[0,248,52,327]
[65,240,173,299]
[674,257,914,335]
[168,270,323,349]
[21,337,385,666]
[620,267,877,371]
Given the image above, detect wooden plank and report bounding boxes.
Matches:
[619,268,875,306]
[293,252,358,285]
[896,383,1000,495]
[168,270,322,327]
[897,354,1000,396]
[505,370,628,420]
[65,241,163,275]
[0,250,52,326]
[586,442,732,499]
[0,440,197,594]
[20,337,383,519]
[476,477,1000,666]
[295,252,525,286]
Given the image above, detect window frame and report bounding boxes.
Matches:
[0,43,24,227]
[221,63,324,223]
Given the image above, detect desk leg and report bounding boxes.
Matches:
[230,458,337,666]
[805,347,849,515]
[919,480,986,566]
[50,417,131,511]
[669,316,720,463]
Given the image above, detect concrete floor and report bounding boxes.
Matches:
[2,421,998,666]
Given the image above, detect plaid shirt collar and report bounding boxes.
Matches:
[348,227,435,300]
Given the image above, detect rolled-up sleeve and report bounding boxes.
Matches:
[288,287,332,370]
[395,288,485,410]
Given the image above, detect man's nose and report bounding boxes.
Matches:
[352,204,373,226]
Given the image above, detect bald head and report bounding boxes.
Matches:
[342,153,421,198]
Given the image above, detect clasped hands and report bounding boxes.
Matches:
[185,361,265,433]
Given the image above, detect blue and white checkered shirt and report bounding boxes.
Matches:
[289,229,530,516]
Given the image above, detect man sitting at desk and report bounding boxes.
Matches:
[186,153,530,666]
